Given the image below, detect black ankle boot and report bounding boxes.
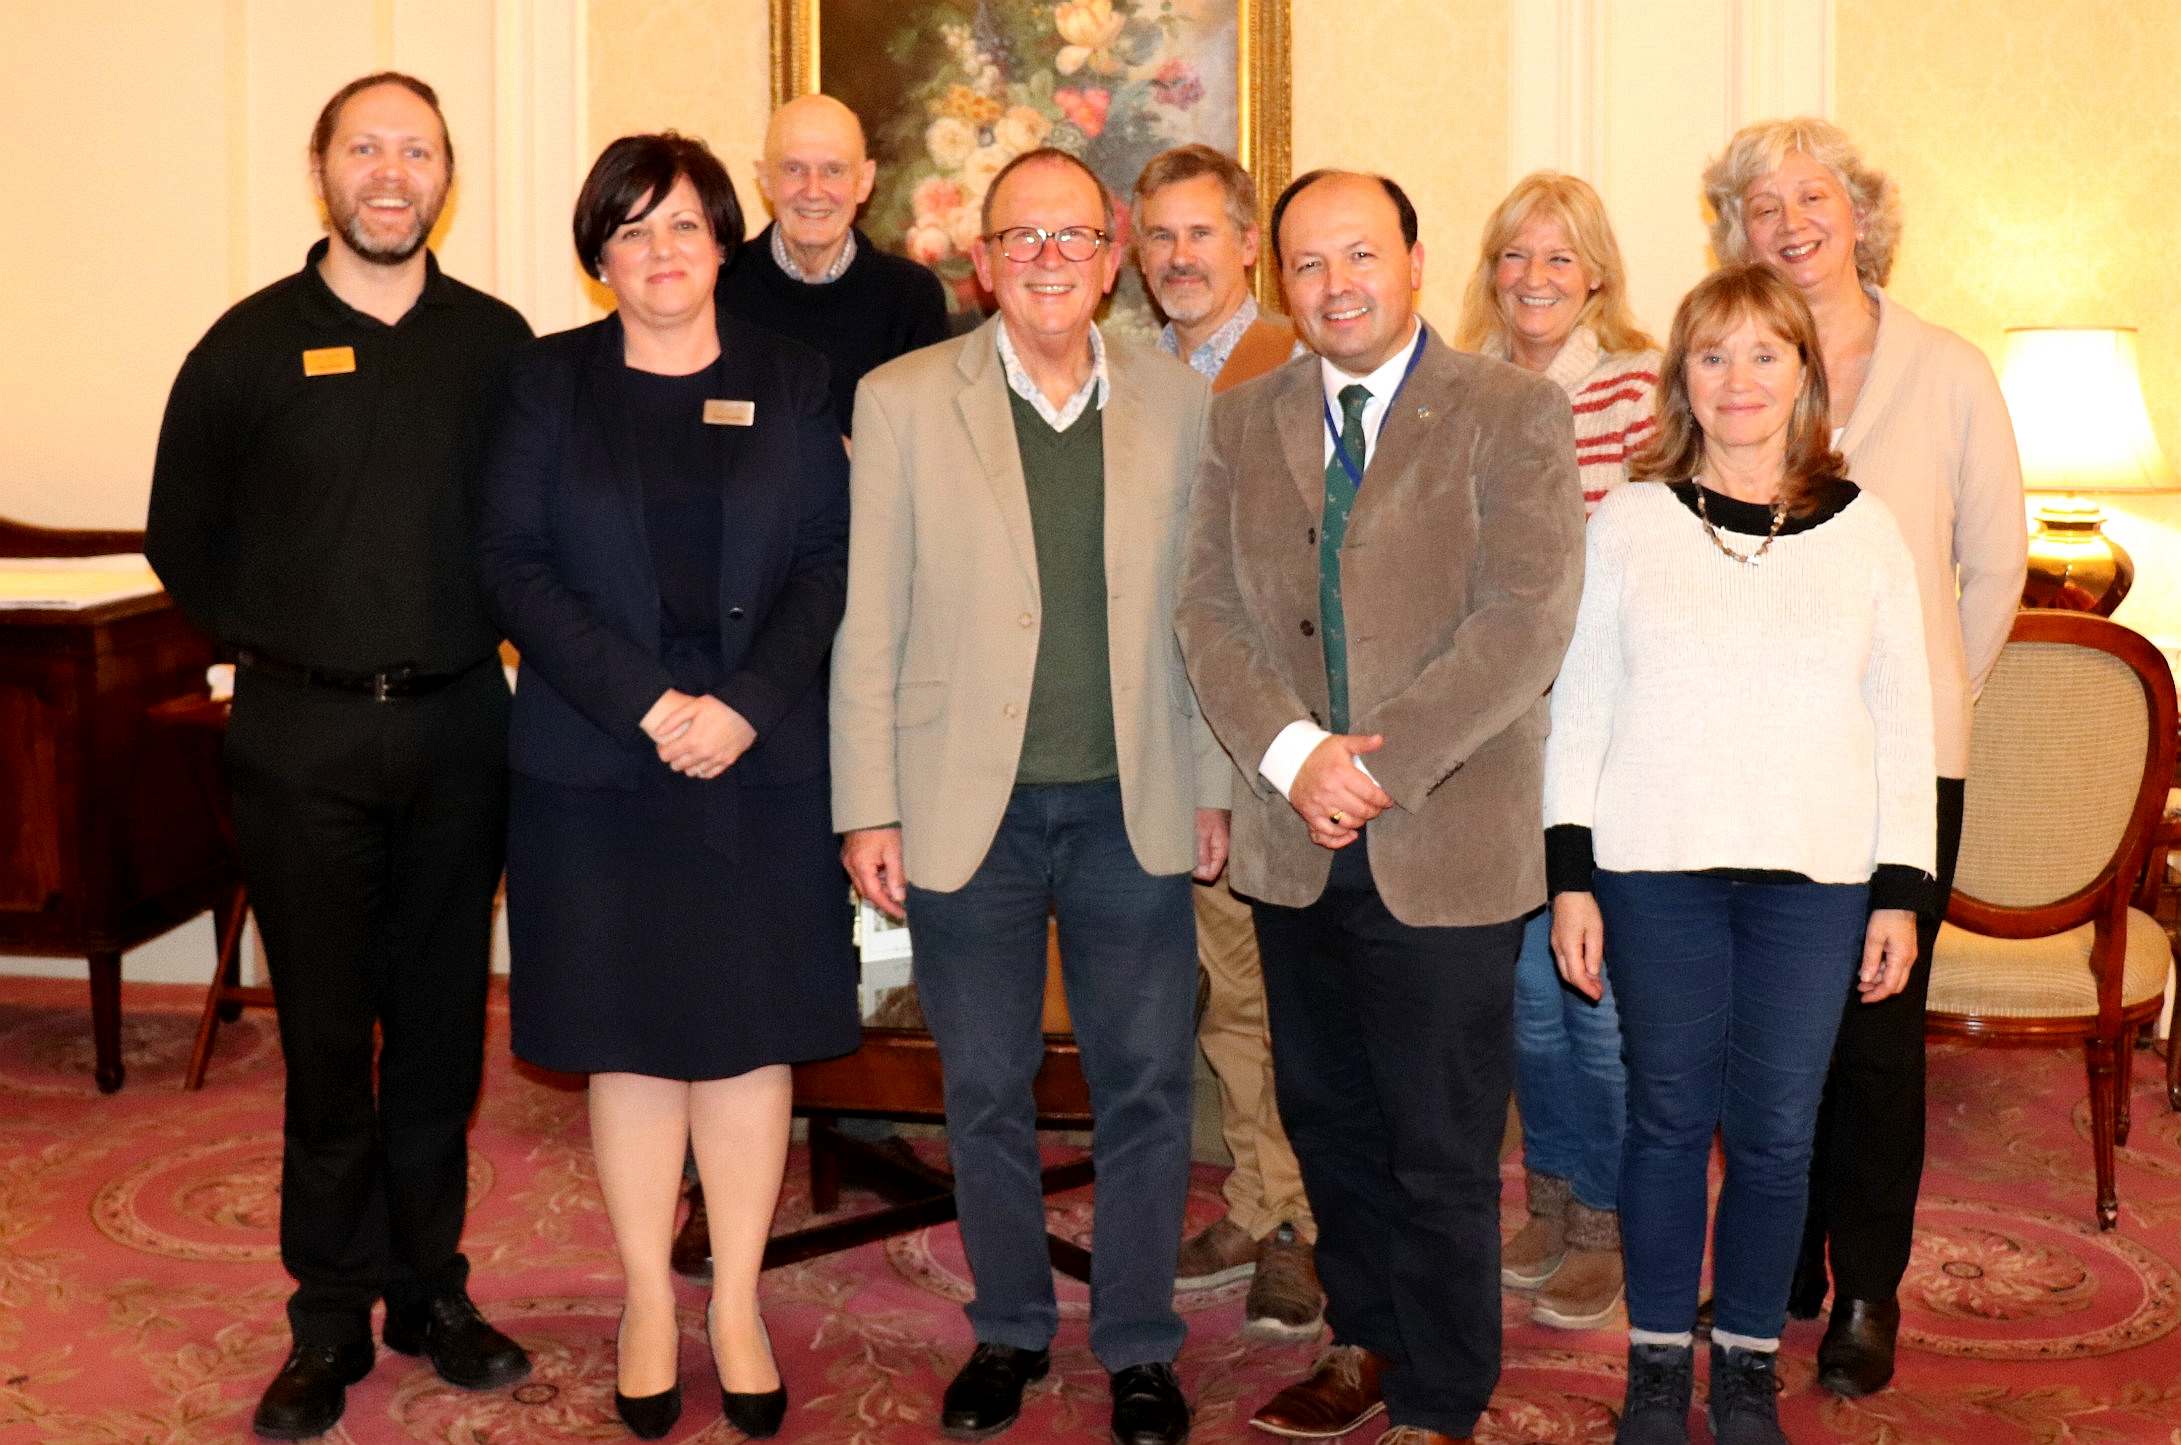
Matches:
[1614,1342,1693,1444]
[1707,1343,1785,1445]
[1817,1295,1900,1397]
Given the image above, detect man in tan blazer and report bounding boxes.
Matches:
[1131,142,1323,1345]
[1175,170,1584,1444]
[831,147,1227,1445]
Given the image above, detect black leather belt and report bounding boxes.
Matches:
[235,649,490,702]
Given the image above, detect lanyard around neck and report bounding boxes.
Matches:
[1323,331,1427,489]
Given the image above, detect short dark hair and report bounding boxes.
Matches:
[1269,169,1419,270]
[979,147,1116,236]
[572,132,746,278]
[310,72,453,180]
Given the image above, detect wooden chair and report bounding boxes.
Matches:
[1926,609,2179,1229]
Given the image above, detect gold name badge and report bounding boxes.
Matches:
[302,346,357,377]
[702,399,755,427]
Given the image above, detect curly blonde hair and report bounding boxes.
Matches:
[1455,171,1656,357]
[1702,117,1901,287]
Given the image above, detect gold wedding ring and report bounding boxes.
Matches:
[1329,809,1345,825]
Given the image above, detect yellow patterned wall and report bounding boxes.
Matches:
[585,0,1508,330]
[587,0,774,230]
[1835,0,2181,640]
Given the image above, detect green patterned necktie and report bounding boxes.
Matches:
[1320,382,1371,734]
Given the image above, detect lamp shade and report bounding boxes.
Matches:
[1999,327,2177,494]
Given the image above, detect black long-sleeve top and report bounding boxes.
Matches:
[716,225,950,436]
[146,241,533,673]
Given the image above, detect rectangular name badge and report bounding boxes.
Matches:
[302,346,356,377]
[702,399,755,427]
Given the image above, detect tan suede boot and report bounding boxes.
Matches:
[1500,1169,1570,1289]
[1531,1200,1623,1329]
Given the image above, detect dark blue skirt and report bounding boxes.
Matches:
[506,759,860,1080]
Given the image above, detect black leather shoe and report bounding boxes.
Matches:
[1817,1296,1900,1397]
[383,1292,532,1390]
[1110,1362,1189,1445]
[941,1343,1051,1439]
[614,1381,683,1440]
[252,1340,375,1440]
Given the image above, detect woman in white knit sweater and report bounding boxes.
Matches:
[1703,117,2027,1399]
[1545,265,1935,1445]
[1455,172,1659,1332]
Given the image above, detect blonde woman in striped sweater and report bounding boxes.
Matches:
[1455,171,1659,1332]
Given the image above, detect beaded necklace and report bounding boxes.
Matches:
[1690,478,1787,565]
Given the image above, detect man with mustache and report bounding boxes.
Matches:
[718,93,951,439]
[1176,170,1584,1444]
[146,72,534,1441]
[1130,144,1323,1346]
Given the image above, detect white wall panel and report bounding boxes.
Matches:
[1508,0,1833,339]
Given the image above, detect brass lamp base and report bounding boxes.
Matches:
[2022,498,2132,617]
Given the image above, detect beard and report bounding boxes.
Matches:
[1152,268,1217,324]
[325,184,446,266]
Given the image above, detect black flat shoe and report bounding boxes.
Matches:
[942,1342,1051,1440]
[1109,1361,1190,1445]
[383,1291,531,1390]
[252,1339,376,1441]
[614,1382,684,1440]
[1817,1296,1900,1397]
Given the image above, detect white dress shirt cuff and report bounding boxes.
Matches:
[1259,720,1380,800]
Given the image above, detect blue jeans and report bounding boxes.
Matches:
[1512,908,1626,1210]
[906,779,1197,1370]
[1596,871,1865,1341]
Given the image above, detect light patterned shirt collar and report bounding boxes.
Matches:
[770,223,857,284]
[997,319,1108,432]
[1159,294,1260,380]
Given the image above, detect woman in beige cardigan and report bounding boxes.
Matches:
[1703,116,2027,1399]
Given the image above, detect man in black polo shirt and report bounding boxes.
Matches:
[145,72,533,1441]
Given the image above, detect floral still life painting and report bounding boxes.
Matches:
[778,0,1287,342]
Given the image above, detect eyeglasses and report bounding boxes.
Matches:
[982,225,1109,263]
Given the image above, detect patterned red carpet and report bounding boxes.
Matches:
[4,976,2181,1443]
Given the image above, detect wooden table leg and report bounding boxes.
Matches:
[88,950,124,1093]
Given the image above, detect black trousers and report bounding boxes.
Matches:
[1798,776,1968,1303]
[224,662,510,1347]
[1251,842,1520,1438]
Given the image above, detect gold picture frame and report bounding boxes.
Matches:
[770,0,1293,322]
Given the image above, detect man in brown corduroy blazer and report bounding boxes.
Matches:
[1175,169,1584,1444]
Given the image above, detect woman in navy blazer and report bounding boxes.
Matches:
[478,132,855,1440]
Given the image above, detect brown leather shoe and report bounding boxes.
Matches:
[670,1182,711,1280]
[1248,1345,1385,1438]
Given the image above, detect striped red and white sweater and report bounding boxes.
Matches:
[1522,327,1660,516]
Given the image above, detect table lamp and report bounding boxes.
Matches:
[1999,326,2178,615]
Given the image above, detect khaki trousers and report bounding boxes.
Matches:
[1195,873,1314,1241]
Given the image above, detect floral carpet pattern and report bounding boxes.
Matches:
[5,977,2181,1443]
